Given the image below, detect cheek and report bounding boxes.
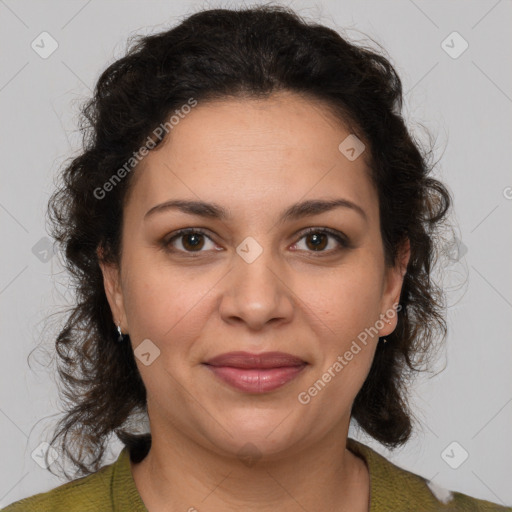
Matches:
[295,260,383,337]
[291,259,382,404]
[121,263,217,347]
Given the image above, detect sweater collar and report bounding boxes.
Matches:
[112,437,412,511]
[112,446,148,512]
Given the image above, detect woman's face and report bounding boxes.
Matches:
[100,91,409,459]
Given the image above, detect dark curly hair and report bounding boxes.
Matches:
[39,3,453,478]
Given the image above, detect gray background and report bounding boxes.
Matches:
[1,0,511,507]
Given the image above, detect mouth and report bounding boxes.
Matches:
[202,351,308,393]
[204,351,307,368]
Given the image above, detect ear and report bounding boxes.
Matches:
[97,246,127,332]
[378,237,410,337]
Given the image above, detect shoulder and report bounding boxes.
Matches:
[1,453,119,512]
[428,480,512,512]
[346,437,512,511]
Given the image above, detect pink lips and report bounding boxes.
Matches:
[203,351,308,393]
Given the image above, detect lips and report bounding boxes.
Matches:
[203,351,306,369]
[202,351,308,393]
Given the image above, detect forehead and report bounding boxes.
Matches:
[126,92,377,224]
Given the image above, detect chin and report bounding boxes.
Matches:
[201,410,306,462]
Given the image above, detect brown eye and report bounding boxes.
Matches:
[163,229,217,253]
[162,227,350,257]
[181,232,205,251]
[305,232,328,251]
[292,228,350,255]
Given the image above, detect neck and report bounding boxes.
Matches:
[130,420,369,512]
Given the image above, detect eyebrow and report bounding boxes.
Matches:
[144,198,368,224]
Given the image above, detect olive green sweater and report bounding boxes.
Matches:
[2,438,511,511]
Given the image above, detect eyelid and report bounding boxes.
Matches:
[162,226,351,254]
[162,228,219,253]
[296,227,351,248]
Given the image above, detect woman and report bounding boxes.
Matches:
[3,4,510,511]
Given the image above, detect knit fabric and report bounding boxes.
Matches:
[2,438,511,511]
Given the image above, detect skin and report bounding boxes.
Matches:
[99,91,410,512]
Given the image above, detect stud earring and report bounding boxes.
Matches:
[382,316,391,343]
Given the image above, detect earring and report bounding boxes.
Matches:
[382,316,391,343]
[381,303,400,344]
[117,325,124,342]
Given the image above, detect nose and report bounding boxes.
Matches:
[218,243,294,331]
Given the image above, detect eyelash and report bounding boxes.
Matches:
[161,227,351,257]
